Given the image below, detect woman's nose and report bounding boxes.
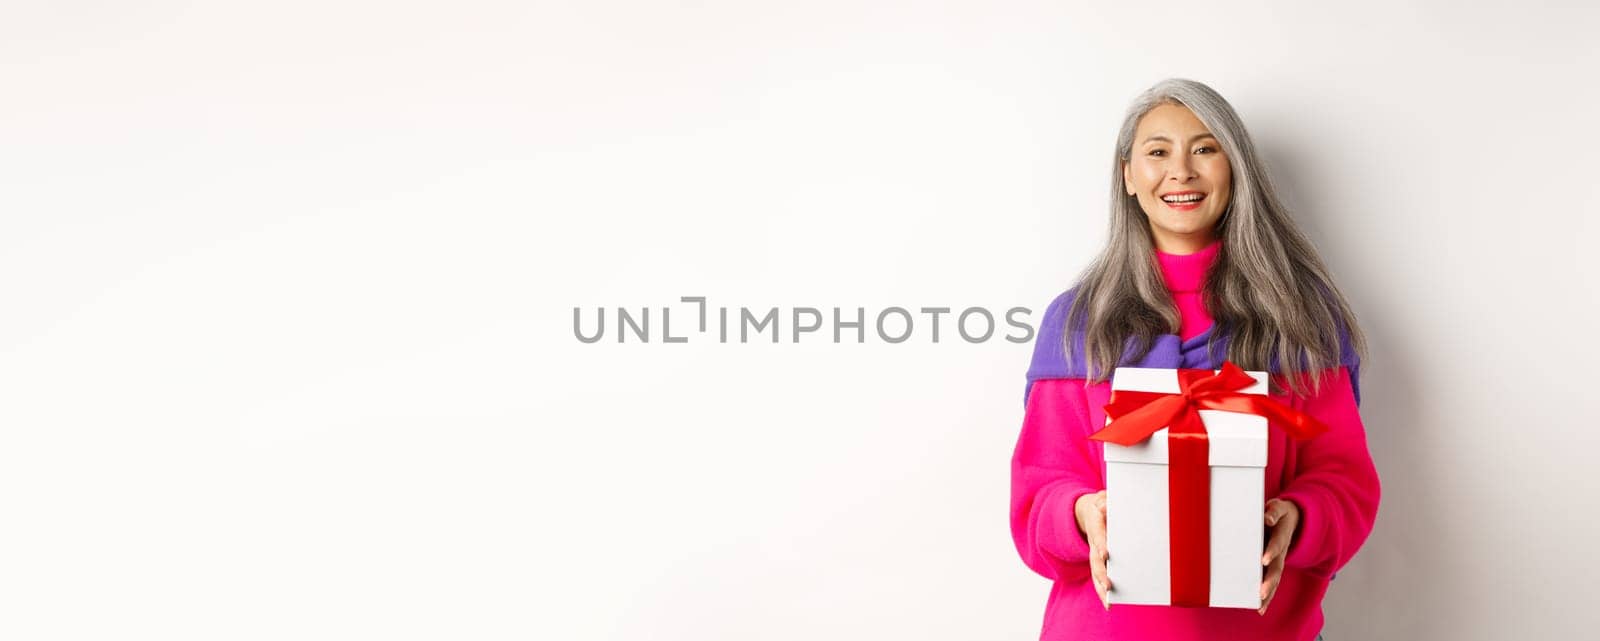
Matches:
[1169,156,1197,182]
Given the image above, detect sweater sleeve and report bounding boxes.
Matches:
[1010,377,1104,581]
[1276,366,1382,579]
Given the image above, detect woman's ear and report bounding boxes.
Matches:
[1122,161,1134,196]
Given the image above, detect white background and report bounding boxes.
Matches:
[3,1,1597,639]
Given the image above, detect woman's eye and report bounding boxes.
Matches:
[1195,146,1216,154]
[1148,149,1166,157]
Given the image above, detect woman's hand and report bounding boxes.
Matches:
[1074,490,1111,610]
[1259,498,1300,615]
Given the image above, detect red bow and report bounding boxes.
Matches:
[1090,361,1329,607]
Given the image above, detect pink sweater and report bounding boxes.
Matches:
[1010,240,1381,640]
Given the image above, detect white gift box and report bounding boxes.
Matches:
[1103,367,1268,609]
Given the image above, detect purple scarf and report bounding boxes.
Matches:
[1023,287,1362,407]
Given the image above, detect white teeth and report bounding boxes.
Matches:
[1162,193,1205,203]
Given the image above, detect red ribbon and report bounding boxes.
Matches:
[1090,361,1329,607]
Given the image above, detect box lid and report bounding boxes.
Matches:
[1101,367,1268,468]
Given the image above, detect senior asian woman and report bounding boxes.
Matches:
[1009,78,1379,641]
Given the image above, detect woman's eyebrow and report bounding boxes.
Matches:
[1141,133,1219,144]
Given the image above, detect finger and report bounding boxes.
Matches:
[1263,518,1295,566]
[1091,551,1109,609]
[1259,564,1280,599]
[1089,491,1111,610]
[1087,524,1111,608]
[1258,551,1285,615]
[1090,542,1111,608]
[1094,568,1109,608]
[1263,499,1286,527]
[1258,575,1281,615]
[1090,544,1108,586]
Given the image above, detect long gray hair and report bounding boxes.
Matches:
[1065,78,1367,398]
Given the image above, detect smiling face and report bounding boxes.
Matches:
[1122,102,1233,254]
